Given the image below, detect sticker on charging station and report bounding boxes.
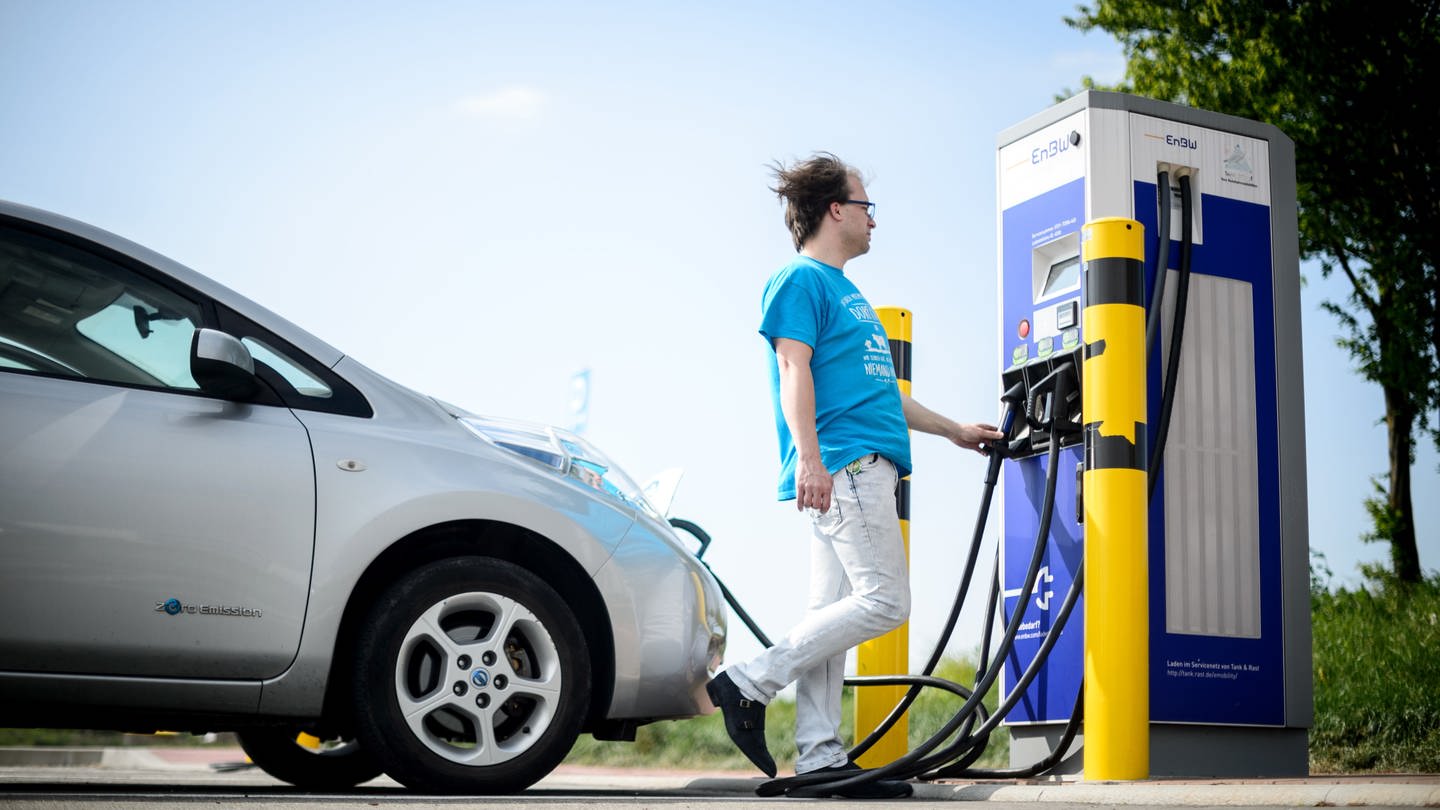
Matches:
[1129,112,1270,208]
[1129,112,1272,248]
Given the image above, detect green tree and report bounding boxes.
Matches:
[1066,0,1439,582]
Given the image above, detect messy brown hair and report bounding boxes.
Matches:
[769,153,861,251]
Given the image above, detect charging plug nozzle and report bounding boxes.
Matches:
[1028,362,1079,432]
[998,380,1027,441]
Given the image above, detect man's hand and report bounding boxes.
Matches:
[950,422,1005,454]
[795,455,833,513]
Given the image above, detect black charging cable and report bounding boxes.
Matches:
[669,518,774,649]
[777,367,1075,798]
[1149,173,1193,497]
[1145,170,1173,360]
[930,170,1193,780]
[840,379,1028,764]
[740,381,1033,796]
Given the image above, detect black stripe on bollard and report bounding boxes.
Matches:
[888,338,911,383]
[1084,424,1148,471]
[1083,257,1146,307]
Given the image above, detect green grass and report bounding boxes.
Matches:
[1309,573,1440,773]
[564,656,1009,772]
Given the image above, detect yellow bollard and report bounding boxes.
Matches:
[854,306,911,768]
[1080,218,1149,780]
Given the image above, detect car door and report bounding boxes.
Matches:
[0,221,315,680]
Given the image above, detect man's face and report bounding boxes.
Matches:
[840,177,875,259]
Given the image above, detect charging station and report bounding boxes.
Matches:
[995,91,1312,777]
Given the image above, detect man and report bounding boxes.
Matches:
[705,153,1003,800]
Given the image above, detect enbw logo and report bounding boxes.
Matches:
[1031,137,1072,165]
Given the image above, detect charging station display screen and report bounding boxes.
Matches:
[1041,256,1080,298]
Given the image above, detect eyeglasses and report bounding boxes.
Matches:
[843,199,876,219]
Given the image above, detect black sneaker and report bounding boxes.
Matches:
[705,671,775,777]
[792,761,913,800]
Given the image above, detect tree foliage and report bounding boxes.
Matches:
[1067,0,1440,581]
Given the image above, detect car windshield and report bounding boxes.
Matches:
[75,290,198,387]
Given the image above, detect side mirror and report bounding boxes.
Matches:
[191,328,259,400]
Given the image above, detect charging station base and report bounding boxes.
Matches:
[1009,723,1309,778]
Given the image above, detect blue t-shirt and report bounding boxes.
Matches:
[759,255,911,500]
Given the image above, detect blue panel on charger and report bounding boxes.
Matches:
[1001,446,1085,724]
[1136,181,1286,726]
[998,177,1087,725]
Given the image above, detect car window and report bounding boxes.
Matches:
[242,336,332,399]
[213,302,372,418]
[0,225,204,390]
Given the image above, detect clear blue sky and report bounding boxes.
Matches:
[2,1,1434,672]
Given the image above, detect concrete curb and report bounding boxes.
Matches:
[0,748,108,767]
[4,748,1437,806]
[0,747,198,770]
[0,743,241,766]
[933,781,1440,806]
[686,776,1440,806]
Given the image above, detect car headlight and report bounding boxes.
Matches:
[458,415,660,518]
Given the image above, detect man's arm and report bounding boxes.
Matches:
[901,393,1004,454]
[775,337,832,512]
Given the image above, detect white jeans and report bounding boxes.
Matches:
[728,454,911,774]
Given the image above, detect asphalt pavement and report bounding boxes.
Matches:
[1,746,1436,806]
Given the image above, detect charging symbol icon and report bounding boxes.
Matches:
[1032,567,1056,611]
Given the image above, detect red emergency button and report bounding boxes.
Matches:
[1018,319,1031,339]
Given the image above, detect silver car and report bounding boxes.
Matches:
[0,199,727,793]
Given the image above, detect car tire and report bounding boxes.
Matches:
[235,728,383,790]
[352,556,591,794]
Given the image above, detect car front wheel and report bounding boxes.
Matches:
[352,556,591,794]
